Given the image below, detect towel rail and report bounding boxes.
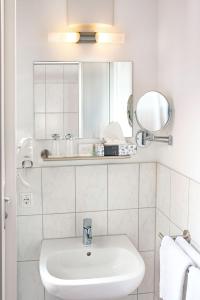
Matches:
[158,229,191,243]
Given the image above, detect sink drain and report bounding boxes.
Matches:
[87,251,92,256]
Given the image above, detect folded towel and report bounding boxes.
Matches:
[160,236,193,300]
[186,266,200,300]
[176,237,200,268]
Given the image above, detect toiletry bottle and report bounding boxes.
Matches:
[51,134,60,157]
[64,133,74,157]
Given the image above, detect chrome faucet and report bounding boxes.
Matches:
[83,218,92,246]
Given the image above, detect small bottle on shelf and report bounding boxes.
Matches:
[64,133,74,157]
[51,133,60,157]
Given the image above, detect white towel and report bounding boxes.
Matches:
[160,236,193,300]
[186,266,200,300]
[176,237,200,268]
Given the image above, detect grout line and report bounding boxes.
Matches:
[139,249,155,254]
[17,161,158,171]
[187,179,190,229]
[153,162,158,296]
[41,168,44,239]
[17,207,157,217]
[107,164,109,235]
[158,161,200,185]
[17,259,39,263]
[156,207,183,233]
[44,65,47,139]
[138,164,140,250]
[153,164,157,295]
[169,168,172,229]
[75,166,77,236]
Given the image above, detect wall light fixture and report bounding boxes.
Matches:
[48,30,125,44]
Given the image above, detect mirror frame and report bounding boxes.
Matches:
[135,90,172,133]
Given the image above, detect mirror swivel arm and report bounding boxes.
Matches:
[136,130,173,147]
[144,131,173,145]
[151,135,173,145]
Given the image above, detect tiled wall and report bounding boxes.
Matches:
[155,163,200,299]
[17,162,156,300]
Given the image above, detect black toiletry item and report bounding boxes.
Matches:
[104,145,119,156]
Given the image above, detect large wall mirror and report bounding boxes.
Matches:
[33,61,133,140]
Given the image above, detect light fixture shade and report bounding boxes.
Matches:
[95,32,125,44]
[48,32,80,43]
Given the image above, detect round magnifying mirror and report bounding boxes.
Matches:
[135,91,171,132]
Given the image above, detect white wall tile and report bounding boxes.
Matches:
[170,171,189,230]
[35,113,45,139]
[64,83,79,112]
[46,83,63,113]
[42,167,75,214]
[17,168,42,215]
[138,293,154,300]
[43,213,75,239]
[127,296,137,300]
[121,296,137,300]
[154,246,160,300]
[45,291,61,300]
[17,215,42,261]
[155,210,169,297]
[155,209,169,250]
[18,261,44,300]
[156,209,169,240]
[76,165,107,212]
[169,222,182,236]
[108,164,139,210]
[45,291,138,300]
[63,113,79,137]
[108,209,138,248]
[76,211,107,237]
[157,164,170,217]
[139,163,156,208]
[46,113,63,139]
[139,208,155,251]
[188,180,200,247]
[138,252,154,294]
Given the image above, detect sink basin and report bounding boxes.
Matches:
[39,235,145,300]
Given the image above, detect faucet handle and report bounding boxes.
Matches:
[83,218,92,228]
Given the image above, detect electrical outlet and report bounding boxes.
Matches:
[21,193,32,208]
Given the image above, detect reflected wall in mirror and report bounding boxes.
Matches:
[33,61,133,139]
[135,91,171,132]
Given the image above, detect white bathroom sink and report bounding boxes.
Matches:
[39,235,145,300]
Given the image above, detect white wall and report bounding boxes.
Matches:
[17,0,158,162]
[157,0,200,182]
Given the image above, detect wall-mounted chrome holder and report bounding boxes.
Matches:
[159,229,191,243]
[22,159,33,168]
[136,130,173,148]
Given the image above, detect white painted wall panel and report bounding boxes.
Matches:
[68,0,114,25]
